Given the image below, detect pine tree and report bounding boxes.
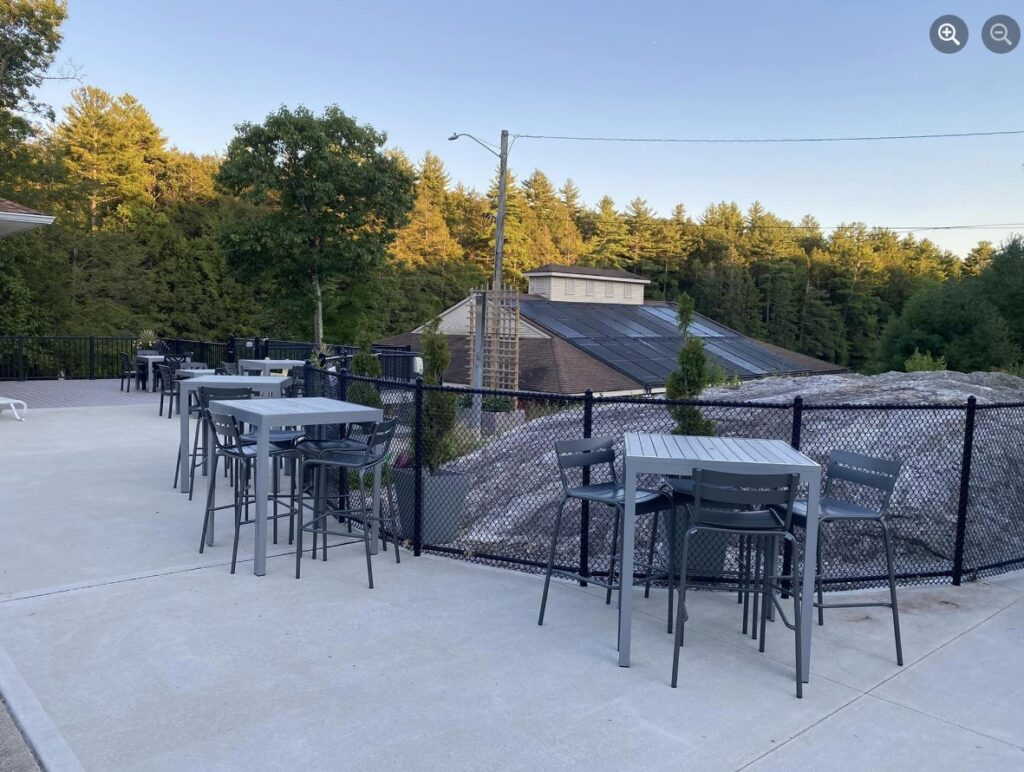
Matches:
[665,293,715,435]
[585,196,629,269]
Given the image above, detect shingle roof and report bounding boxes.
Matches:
[524,264,649,282]
[0,197,47,217]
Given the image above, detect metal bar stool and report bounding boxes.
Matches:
[200,407,301,573]
[538,436,677,628]
[790,450,904,666]
[294,419,400,588]
[673,469,803,697]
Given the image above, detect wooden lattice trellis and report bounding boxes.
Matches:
[467,285,520,392]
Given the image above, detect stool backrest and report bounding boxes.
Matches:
[691,469,799,530]
[364,418,399,466]
[553,436,617,494]
[119,352,132,370]
[197,386,252,411]
[206,408,245,452]
[824,450,901,514]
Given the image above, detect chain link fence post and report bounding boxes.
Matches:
[17,335,25,381]
[579,389,593,586]
[780,395,803,597]
[952,395,977,586]
[413,376,424,557]
[88,336,96,380]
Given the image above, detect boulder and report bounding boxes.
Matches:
[437,372,1024,585]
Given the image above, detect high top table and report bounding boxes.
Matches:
[238,358,307,376]
[137,353,165,392]
[177,375,291,496]
[620,433,821,683]
[208,397,383,576]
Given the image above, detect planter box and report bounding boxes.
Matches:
[394,468,470,546]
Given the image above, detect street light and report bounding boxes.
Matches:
[448,130,508,288]
[449,129,510,416]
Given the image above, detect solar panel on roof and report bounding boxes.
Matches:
[519,300,827,386]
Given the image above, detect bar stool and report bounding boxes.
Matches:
[200,408,301,573]
[294,419,400,588]
[538,436,677,628]
[790,450,904,666]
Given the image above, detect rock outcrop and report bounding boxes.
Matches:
[437,372,1024,585]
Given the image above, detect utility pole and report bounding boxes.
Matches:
[493,129,509,288]
[449,129,510,422]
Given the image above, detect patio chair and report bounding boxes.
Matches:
[538,436,677,628]
[118,352,135,392]
[200,408,301,573]
[157,362,179,418]
[790,450,904,666]
[0,396,27,421]
[672,469,803,697]
[295,419,401,587]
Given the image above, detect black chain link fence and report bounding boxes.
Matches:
[304,365,1024,590]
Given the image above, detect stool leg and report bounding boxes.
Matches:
[538,499,568,626]
[671,527,693,688]
[231,460,249,574]
[880,519,904,666]
[606,507,621,605]
[360,472,374,589]
[817,524,825,626]
[644,511,659,599]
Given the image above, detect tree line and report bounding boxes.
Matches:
[2,1,1023,376]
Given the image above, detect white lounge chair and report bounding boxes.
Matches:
[0,397,27,421]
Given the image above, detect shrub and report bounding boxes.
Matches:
[347,338,383,409]
[665,293,715,436]
[904,348,946,372]
[421,318,457,474]
[482,396,514,413]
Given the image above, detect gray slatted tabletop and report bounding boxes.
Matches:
[238,359,308,375]
[177,375,291,497]
[208,397,383,576]
[619,433,821,683]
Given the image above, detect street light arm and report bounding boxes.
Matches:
[448,131,501,158]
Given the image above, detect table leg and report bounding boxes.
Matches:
[799,468,822,683]
[618,460,636,667]
[179,387,190,494]
[253,423,270,576]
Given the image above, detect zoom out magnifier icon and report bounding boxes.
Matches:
[983,16,1020,53]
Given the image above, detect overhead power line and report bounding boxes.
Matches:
[513,129,1024,144]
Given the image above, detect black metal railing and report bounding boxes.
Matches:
[300,364,1024,591]
[0,335,138,380]
[0,335,415,382]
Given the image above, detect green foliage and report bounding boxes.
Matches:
[874,281,1019,373]
[664,293,715,435]
[217,105,415,343]
[903,349,946,372]
[0,0,67,128]
[420,318,457,474]
[347,338,383,409]
[482,396,514,413]
[138,328,157,348]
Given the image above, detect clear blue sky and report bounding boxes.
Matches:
[38,0,1024,256]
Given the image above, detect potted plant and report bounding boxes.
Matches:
[394,319,470,545]
[138,328,158,352]
[480,395,526,437]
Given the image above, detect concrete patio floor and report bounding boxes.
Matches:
[1,403,1023,771]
